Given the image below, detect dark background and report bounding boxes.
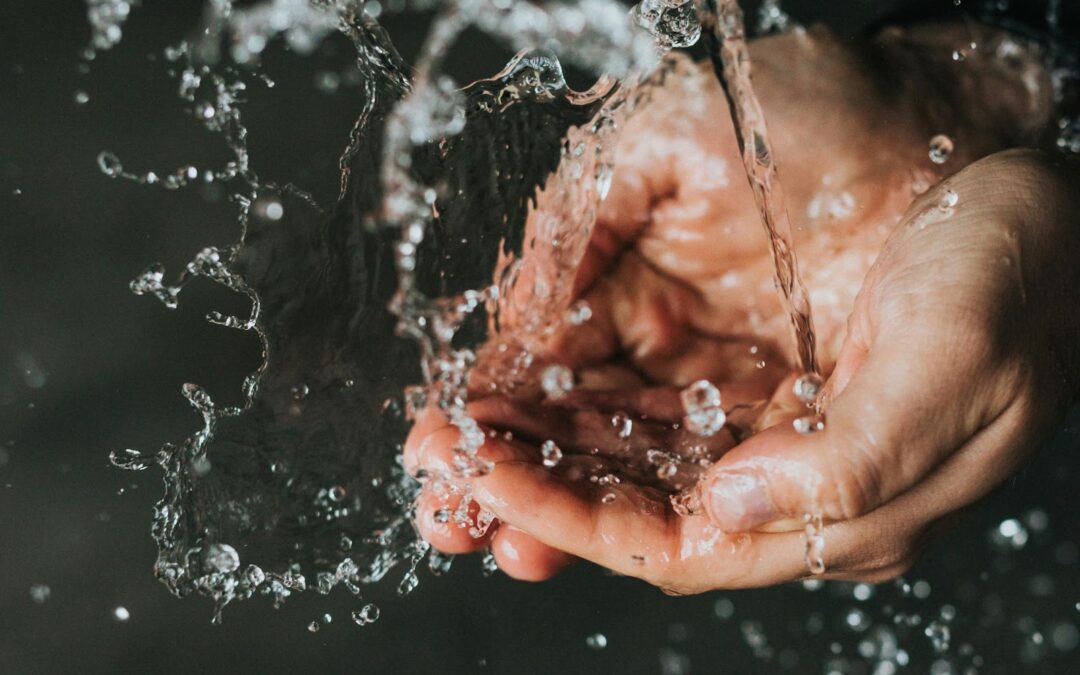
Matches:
[1,1,1078,673]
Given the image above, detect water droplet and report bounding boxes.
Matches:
[307,620,321,633]
[113,606,130,622]
[940,189,959,210]
[670,489,702,516]
[714,597,735,620]
[929,135,955,164]
[566,300,593,325]
[925,620,951,653]
[204,543,240,573]
[541,440,563,468]
[846,608,871,632]
[586,632,608,650]
[680,380,725,436]
[611,412,633,439]
[244,564,265,586]
[352,603,380,625]
[990,517,1029,549]
[601,492,616,504]
[541,364,574,400]
[74,90,90,105]
[792,373,823,405]
[793,415,825,434]
[109,448,156,471]
[97,151,123,178]
[29,584,51,603]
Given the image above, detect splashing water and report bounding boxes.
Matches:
[102,0,835,623]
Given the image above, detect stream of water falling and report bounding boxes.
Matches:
[698,0,818,376]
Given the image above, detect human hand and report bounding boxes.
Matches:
[404,27,1078,592]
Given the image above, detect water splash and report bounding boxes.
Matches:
[101,0,680,622]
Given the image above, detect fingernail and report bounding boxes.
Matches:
[706,472,778,532]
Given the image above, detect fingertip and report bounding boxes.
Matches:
[415,489,495,555]
[403,406,451,475]
[491,526,576,582]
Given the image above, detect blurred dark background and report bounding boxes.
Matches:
[1,1,1077,673]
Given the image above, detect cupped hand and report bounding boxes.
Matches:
[404,25,1079,592]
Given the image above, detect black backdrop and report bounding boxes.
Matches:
[1,1,1078,673]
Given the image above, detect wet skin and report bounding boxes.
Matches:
[404,24,1080,592]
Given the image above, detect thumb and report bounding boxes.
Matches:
[698,316,1000,533]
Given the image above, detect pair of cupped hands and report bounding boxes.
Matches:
[404,23,1080,594]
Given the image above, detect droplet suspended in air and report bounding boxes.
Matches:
[204,543,240,573]
[352,603,380,626]
[97,151,123,178]
[929,135,955,164]
[586,632,608,650]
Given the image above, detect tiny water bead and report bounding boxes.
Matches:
[204,543,240,573]
[792,372,823,406]
[29,584,51,603]
[929,135,955,164]
[352,604,382,622]
[991,517,1030,550]
[647,448,680,480]
[793,414,825,434]
[540,364,574,400]
[74,90,90,106]
[612,411,633,439]
[585,633,608,650]
[244,565,265,587]
[680,380,725,437]
[113,606,130,622]
[939,189,959,213]
[96,151,124,178]
[566,299,593,325]
[541,440,563,468]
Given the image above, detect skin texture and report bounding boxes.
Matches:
[404,24,1080,593]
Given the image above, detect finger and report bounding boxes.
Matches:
[403,406,451,476]
[470,461,811,592]
[414,486,495,555]
[467,396,738,465]
[698,319,1009,532]
[491,525,577,582]
[407,416,537,480]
